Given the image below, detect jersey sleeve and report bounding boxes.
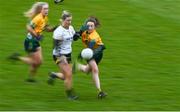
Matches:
[70,26,75,35]
[53,27,63,40]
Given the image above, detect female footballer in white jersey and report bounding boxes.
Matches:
[47,10,79,100]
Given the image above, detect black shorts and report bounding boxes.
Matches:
[53,53,72,64]
[24,37,40,53]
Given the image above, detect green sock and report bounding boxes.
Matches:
[66,89,76,97]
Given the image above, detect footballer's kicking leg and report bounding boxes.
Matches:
[78,63,91,73]
[72,60,91,74]
[88,59,107,99]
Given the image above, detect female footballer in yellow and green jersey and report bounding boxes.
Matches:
[9,2,56,82]
[74,16,107,99]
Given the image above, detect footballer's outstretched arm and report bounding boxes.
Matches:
[45,25,58,32]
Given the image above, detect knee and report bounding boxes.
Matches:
[33,59,42,66]
[91,66,99,74]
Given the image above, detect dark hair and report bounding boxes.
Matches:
[86,16,100,27]
[61,10,72,20]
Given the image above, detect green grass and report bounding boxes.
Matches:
[1,0,180,110]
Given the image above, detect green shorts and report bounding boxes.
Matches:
[24,37,40,53]
[89,52,103,64]
[88,45,105,64]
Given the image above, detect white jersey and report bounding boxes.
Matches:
[53,25,75,56]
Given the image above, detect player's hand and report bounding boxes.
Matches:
[73,32,81,41]
[88,40,96,49]
[36,35,44,41]
[52,25,58,31]
[78,25,89,36]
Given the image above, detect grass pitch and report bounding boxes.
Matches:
[0,0,180,110]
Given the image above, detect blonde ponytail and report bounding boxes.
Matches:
[24,2,48,19]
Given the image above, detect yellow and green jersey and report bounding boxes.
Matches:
[81,30,103,49]
[29,13,48,34]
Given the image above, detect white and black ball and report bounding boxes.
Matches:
[54,0,64,4]
[81,48,93,60]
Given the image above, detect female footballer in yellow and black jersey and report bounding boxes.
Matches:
[75,16,107,99]
[9,2,56,82]
[25,13,48,52]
